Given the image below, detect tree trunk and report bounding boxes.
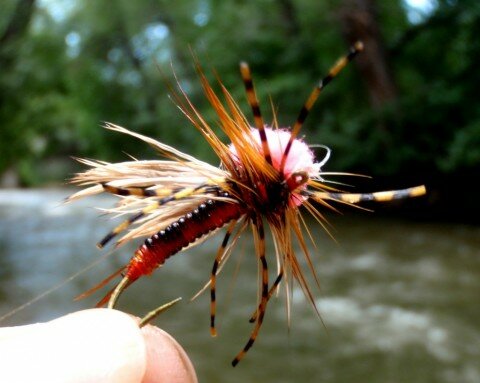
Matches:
[0,0,36,67]
[0,0,36,45]
[338,0,398,110]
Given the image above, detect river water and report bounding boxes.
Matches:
[0,189,479,382]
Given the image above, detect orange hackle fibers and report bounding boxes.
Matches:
[68,42,426,366]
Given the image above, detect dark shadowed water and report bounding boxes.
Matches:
[0,189,479,382]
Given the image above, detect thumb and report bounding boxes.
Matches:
[0,308,197,383]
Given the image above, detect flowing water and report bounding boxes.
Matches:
[0,189,479,382]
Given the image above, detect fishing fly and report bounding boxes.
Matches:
[68,41,426,366]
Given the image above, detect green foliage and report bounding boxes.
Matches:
[387,0,480,174]
[0,0,479,186]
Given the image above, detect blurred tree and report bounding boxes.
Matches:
[0,0,478,219]
[0,0,37,185]
[340,0,399,110]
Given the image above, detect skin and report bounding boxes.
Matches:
[0,309,198,383]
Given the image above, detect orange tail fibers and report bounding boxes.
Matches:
[105,192,244,309]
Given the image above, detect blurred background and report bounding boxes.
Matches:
[0,0,479,382]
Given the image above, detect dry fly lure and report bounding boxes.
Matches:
[68,42,426,366]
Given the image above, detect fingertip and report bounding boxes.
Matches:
[0,309,147,383]
[0,309,197,383]
[52,309,148,383]
[141,324,198,383]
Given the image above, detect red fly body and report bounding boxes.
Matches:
[68,42,426,366]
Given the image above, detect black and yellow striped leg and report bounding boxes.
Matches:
[280,41,364,173]
[312,185,427,205]
[249,269,284,323]
[97,183,218,248]
[232,216,269,367]
[102,183,177,197]
[239,62,273,166]
[210,219,238,337]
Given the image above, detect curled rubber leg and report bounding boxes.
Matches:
[249,270,283,323]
